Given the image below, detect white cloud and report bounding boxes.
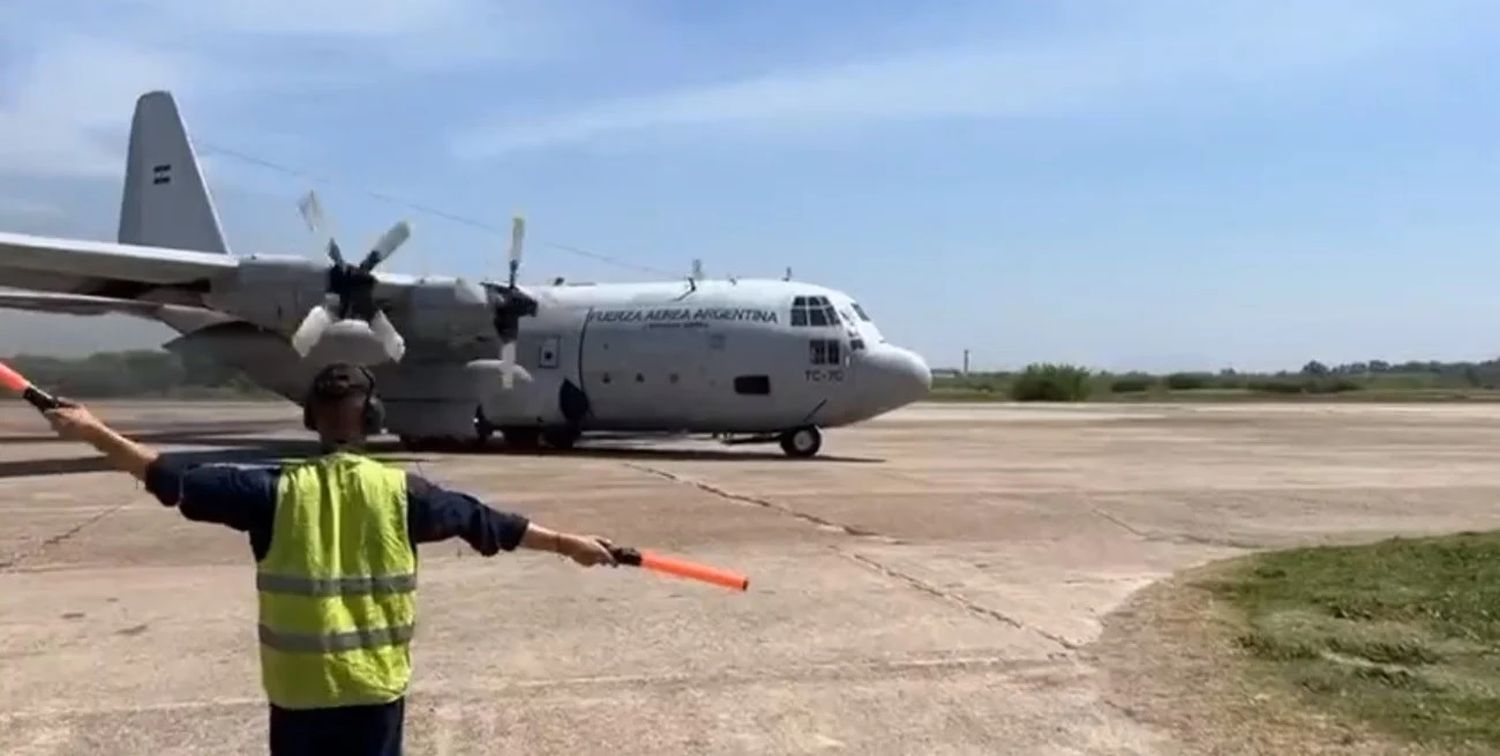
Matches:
[0,0,620,182]
[452,1,1473,157]
[0,38,195,178]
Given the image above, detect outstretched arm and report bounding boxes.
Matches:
[43,402,158,480]
[516,521,618,566]
[406,474,616,566]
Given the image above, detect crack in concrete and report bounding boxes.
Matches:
[839,550,1081,652]
[1151,532,1263,550]
[0,502,133,572]
[622,462,898,542]
[1088,506,1262,551]
[1090,506,1149,538]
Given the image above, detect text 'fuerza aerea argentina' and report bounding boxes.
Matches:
[587,307,781,325]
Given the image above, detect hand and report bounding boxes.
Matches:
[556,534,618,567]
[43,399,106,443]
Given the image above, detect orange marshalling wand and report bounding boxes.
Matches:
[0,362,59,412]
[609,547,749,592]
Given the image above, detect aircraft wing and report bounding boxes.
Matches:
[0,230,238,305]
[0,229,490,350]
[0,290,173,317]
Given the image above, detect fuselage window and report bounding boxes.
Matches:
[791,295,839,328]
[734,375,771,395]
[809,338,843,365]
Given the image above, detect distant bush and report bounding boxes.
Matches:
[1246,377,1362,395]
[1308,377,1361,394]
[4,350,267,398]
[1165,372,1213,390]
[1246,378,1306,395]
[1110,375,1155,393]
[1010,363,1092,402]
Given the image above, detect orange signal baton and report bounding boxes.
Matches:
[609,546,749,591]
[0,362,60,412]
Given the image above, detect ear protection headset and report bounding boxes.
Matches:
[302,364,385,436]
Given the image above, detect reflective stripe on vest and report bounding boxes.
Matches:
[259,623,416,653]
[257,573,417,597]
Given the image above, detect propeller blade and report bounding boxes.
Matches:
[368,311,407,363]
[290,304,335,357]
[500,340,517,389]
[361,221,411,271]
[297,191,324,234]
[507,215,525,287]
[298,191,346,266]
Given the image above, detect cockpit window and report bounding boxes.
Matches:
[851,303,872,322]
[792,295,838,328]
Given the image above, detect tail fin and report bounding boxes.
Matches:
[117,90,231,254]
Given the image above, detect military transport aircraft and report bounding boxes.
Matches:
[0,91,930,457]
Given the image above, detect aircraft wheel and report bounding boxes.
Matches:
[400,435,437,451]
[779,426,822,458]
[542,428,579,450]
[502,427,541,449]
[474,410,495,447]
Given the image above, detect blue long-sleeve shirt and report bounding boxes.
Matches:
[143,454,531,561]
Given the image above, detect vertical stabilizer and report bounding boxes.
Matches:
[117,90,231,254]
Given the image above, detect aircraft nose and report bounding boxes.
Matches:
[863,345,932,409]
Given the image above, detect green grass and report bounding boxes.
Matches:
[1205,531,1500,751]
[930,373,1500,403]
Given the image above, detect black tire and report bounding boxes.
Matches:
[542,427,579,450]
[502,427,542,449]
[474,409,496,447]
[400,435,442,452]
[779,426,822,458]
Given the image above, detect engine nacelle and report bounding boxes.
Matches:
[205,257,326,334]
[393,278,493,346]
[163,321,314,400]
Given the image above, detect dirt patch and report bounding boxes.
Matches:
[1091,560,1437,756]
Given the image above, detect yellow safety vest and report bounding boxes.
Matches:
[256,452,416,709]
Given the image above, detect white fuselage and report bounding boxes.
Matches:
[359,277,931,441]
[150,274,931,442]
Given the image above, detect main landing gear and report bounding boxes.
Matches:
[500,426,579,451]
[779,426,822,458]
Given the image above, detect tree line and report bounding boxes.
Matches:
[938,358,1500,402]
[2,350,269,398]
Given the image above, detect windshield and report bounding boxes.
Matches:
[851,303,872,322]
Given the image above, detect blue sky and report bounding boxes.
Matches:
[0,0,1497,371]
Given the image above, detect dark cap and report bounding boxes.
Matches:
[307,363,375,403]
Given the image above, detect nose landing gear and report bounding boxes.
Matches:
[779,426,823,458]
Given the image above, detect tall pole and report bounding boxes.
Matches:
[963,349,970,375]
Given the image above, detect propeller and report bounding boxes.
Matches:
[486,214,537,389]
[289,190,411,365]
